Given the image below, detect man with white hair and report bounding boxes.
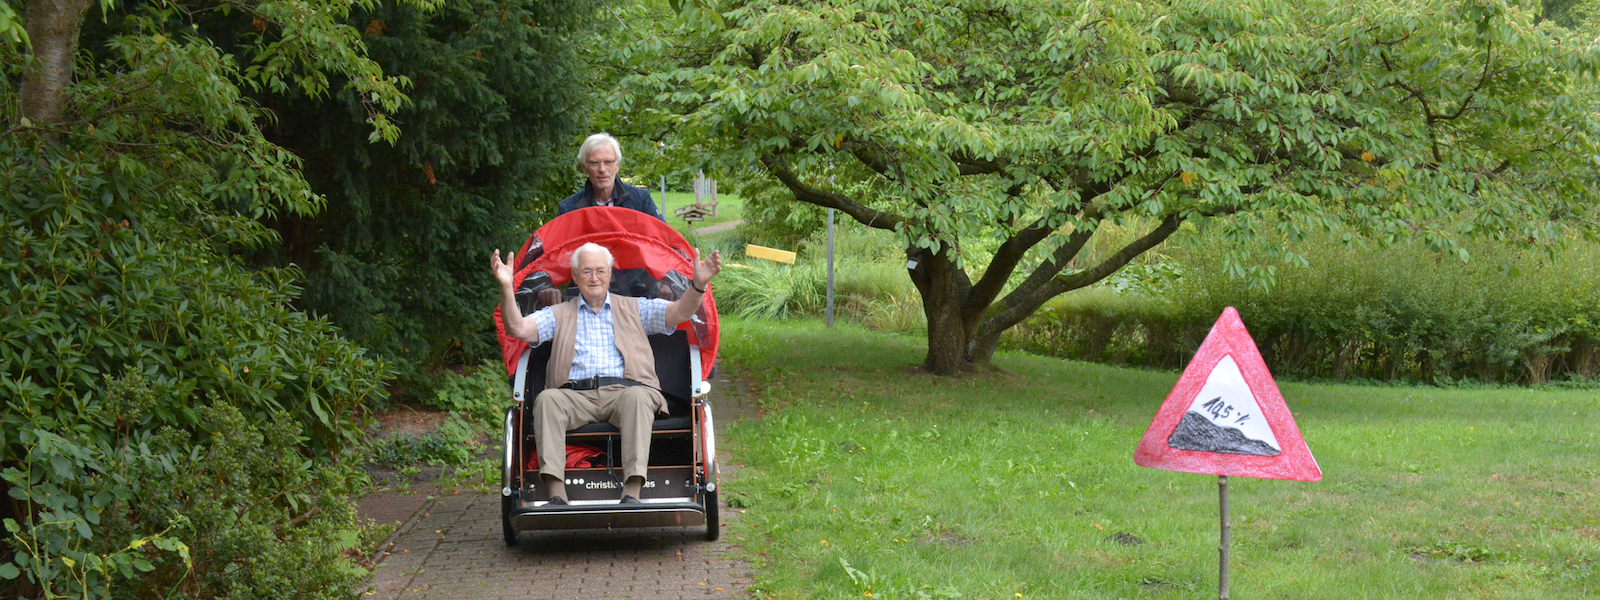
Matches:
[557,133,665,221]
[491,241,721,504]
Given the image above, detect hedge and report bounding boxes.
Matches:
[1005,235,1600,385]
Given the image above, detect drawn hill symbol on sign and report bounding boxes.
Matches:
[1168,410,1280,456]
[1165,354,1282,456]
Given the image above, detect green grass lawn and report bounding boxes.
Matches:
[718,318,1600,599]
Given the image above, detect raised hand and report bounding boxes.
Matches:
[491,249,517,289]
[693,248,723,289]
[666,248,722,326]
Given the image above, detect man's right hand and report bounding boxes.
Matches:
[494,248,542,342]
[491,249,517,289]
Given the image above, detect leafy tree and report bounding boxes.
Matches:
[2,0,411,593]
[607,0,1600,374]
[258,0,604,374]
[1543,0,1586,26]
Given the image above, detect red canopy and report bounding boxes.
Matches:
[495,206,719,381]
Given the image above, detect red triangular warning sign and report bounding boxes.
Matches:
[1134,307,1321,481]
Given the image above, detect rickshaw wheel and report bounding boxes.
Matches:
[501,495,517,547]
[703,490,720,541]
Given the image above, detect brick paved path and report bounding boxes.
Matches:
[361,371,755,600]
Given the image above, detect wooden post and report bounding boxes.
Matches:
[1219,475,1230,600]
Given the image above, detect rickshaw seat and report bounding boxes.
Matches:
[518,329,697,432]
[567,416,692,436]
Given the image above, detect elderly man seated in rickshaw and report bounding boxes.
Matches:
[491,241,722,504]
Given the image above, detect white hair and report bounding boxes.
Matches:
[570,242,615,272]
[576,133,623,167]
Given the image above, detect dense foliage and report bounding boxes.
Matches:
[1008,231,1600,385]
[258,0,603,380]
[2,0,406,593]
[606,0,1600,374]
[1,115,387,600]
[1543,0,1587,27]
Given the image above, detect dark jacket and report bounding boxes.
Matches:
[557,177,665,222]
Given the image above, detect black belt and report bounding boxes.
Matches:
[559,376,643,391]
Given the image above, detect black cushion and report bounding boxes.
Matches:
[569,416,692,435]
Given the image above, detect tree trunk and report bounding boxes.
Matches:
[20,0,94,131]
[967,325,1004,365]
[908,247,971,375]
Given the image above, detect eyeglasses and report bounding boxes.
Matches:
[579,268,610,280]
[585,159,618,168]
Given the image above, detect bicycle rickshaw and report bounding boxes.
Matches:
[494,207,721,545]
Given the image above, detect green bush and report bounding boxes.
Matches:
[1006,231,1600,385]
[680,228,750,266]
[2,95,386,600]
[4,397,371,599]
[370,421,480,468]
[367,361,508,474]
[1004,287,1191,368]
[426,360,512,433]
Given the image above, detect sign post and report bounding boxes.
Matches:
[1218,475,1230,599]
[1134,307,1320,599]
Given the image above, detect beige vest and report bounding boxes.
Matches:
[544,295,659,389]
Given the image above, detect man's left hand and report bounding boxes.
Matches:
[693,249,723,290]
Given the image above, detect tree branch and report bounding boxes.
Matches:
[1434,41,1494,123]
[1379,49,1450,164]
[275,506,322,533]
[979,223,1099,333]
[959,184,1056,323]
[843,140,892,177]
[1050,211,1188,292]
[982,202,1236,339]
[952,152,1006,176]
[761,154,908,231]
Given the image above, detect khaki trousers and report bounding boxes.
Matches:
[532,384,666,480]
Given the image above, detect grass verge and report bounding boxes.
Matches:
[719,318,1600,599]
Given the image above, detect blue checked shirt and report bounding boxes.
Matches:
[529,294,674,381]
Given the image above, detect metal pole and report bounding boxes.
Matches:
[657,142,667,216]
[1219,475,1231,600]
[826,207,836,328]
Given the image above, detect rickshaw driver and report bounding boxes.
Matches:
[491,241,722,505]
[557,133,666,222]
